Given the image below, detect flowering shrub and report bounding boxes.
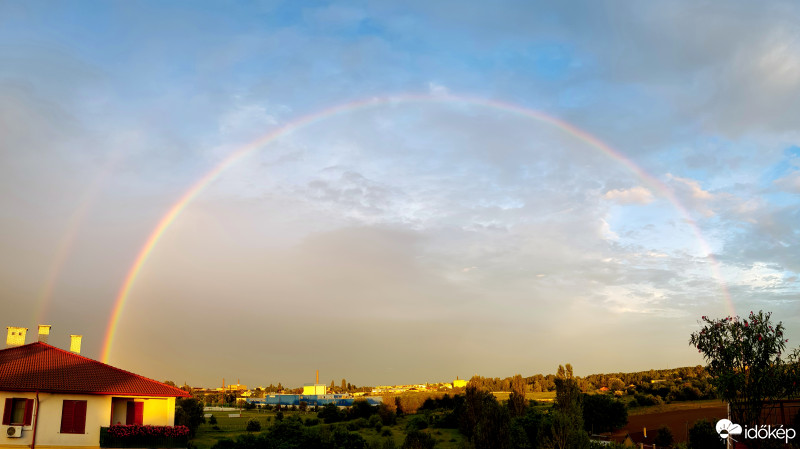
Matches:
[107,425,190,438]
[101,425,190,448]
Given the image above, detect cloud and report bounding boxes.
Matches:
[603,186,654,205]
[4,0,800,386]
[665,174,716,217]
[774,171,800,193]
[427,82,450,96]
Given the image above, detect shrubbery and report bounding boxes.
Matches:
[245,418,261,432]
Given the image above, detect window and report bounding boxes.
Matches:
[60,400,87,434]
[2,398,33,426]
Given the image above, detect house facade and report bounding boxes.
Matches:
[1,341,189,449]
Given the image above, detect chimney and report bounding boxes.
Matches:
[70,335,82,354]
[6,327,28,347]
[38,325,51,343]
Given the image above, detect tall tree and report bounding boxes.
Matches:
[545,364,589,449]
[508,374,527,418]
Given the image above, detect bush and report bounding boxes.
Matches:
[318,403,345,424]
[688,419,723,449]
[331,427,367,449]
[350,399,377,420]
[406,415,428,432]
[401,430,435,449]
[654,425,674,448]
[304,418,320,426]
[245,418,261,432]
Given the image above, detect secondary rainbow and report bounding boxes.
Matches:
[101,93,733,363]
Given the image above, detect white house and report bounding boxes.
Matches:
[0,339,190,449]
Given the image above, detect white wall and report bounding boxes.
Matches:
[0,391,109,449]
[0,392,177,449]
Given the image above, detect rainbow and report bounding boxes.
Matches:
[100,93,733,363]
[35,153,123,325]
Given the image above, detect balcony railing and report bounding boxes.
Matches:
[99,425,190,448]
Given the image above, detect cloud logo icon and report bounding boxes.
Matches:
[716,419,743,439]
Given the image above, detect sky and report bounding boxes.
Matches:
[1,0,799,389]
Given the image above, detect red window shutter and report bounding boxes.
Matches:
[2,398,11,425]
[60,400,75,433]
[134,402,144,425]
[23,399,34,426]
[73,401,87,434]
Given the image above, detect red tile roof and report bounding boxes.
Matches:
[0,342,190,397]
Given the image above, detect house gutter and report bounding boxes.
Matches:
[30,392,39,449]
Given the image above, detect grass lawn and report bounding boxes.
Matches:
[193,410,277,449]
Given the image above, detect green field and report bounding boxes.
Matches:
[192,409,466,449]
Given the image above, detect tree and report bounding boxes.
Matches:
[460,385,510,449]
[607,377,625,391]
[318,403,343,423]
[394,397,404,416]
[654,425,674,448]
[377,403,397,425]
[402,430,436,449]
[508,374,527,418]
[544,364,589,449]
[582,394,627,433]
[690,310,800,429]
[331,426,367,449]
[245,418,261,432]
[174,397,206,437]
[687,419,723,449]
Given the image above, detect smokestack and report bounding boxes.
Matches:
[6,327,27,347]
[38,325,51,343]
[70,335,82,354]
[316,370,319,384]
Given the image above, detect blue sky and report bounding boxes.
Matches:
[1,0,799,388]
